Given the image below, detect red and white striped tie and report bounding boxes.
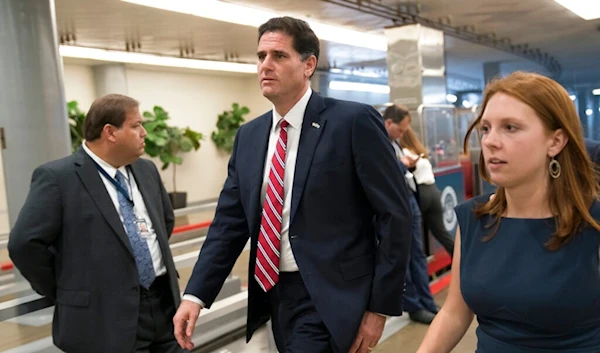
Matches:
[254,120,289,292]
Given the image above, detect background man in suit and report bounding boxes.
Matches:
[8,94,184,353]
[383,106,438,325]
[173,17,412,353]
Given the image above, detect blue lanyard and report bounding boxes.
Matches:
[93,161,134,206]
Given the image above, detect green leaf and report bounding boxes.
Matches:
[154,106,169,120]
[211,102,250,154]
[160,154,183,165]
[142,120,167,133]
[183,128,203,150]
[179,136,194,152]
[66,101,86,153]
[144,143,162,157]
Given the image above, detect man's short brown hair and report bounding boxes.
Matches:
[83,94,139,141]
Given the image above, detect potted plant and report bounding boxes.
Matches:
[142,105,204,209]
[211,103,250,153]
[67,100,86,153]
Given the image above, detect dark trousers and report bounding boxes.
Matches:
[418,183,455,256]
[403,194,437,313]
[269,272,336,353]
[134,275,185,353]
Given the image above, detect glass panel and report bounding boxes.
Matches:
[455,107,480,150]
[421,105,460,168]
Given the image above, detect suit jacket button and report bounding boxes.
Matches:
[132,286,138,292]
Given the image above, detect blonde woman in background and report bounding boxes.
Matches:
[417,71,600,353]
[400,127,455,257]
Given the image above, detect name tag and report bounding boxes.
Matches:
[136,218,151,238]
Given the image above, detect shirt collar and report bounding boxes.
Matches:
[271,87,312,132]
[82,141,129,180]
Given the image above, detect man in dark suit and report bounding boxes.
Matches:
[8,94,184,353]
[173,17,412,353]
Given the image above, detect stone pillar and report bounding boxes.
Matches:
[93,64,129,97]
[0,0,70,229]
[385,24,447,142]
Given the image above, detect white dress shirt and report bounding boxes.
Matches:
[402,148,436,185]
[260,87,312,272]
[182,87,312,307]
[82,142,166,277]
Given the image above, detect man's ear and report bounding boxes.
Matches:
[103,124,118,143]
[304,55,317,78]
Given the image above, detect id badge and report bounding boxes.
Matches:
[136,218,151,238]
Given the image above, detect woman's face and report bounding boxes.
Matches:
[480,92,554,189]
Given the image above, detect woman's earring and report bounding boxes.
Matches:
[549,157,561,179]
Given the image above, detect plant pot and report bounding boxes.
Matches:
[168,192,187,209]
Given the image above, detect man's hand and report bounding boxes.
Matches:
[173,300,202,350]
[348,311,386,353]
[400,155,419,169]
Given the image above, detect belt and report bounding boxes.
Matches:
[140,274,169,297]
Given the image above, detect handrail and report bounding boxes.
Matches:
[173,202,218,217]
[172,220,212,234]
[0,199,218,247]
[0,219,214,272]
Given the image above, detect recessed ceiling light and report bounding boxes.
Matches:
[554,0,600,20]
[329,81,390,94]
[121,0,387,51]
[59,46,257,74]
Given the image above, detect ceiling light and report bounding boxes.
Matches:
[328,68,382,78]
[554,0,600,20]
[59,46,256,74]
[586,109,593,116]
[569,95,576,100]
[446,94,458,103]
[328,81,390,94]
[122,0,387,51]
[592,89,600,95]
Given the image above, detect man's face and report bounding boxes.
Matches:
[385,117,411,140]
[112,109,147,161]
[257,31,315,105]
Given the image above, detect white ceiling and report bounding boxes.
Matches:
[54,0,600,89]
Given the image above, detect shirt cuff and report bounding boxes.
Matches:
[182,294,205,308]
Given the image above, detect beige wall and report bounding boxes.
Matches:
[62,63,272,202]
[63,64,97,111]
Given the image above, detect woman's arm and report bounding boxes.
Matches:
[417,227,474,353]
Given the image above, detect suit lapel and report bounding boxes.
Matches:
[74,148,134,257]
[290,92,327,223]
[129,162,172,255]
[248,113,273,234]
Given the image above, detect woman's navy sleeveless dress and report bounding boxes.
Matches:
[455,194,600,353]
